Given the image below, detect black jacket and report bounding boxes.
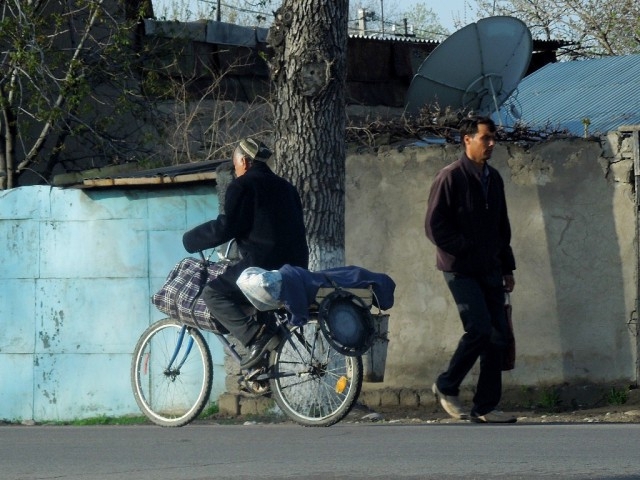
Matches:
[183,161,309,297]
[425,154,515,276]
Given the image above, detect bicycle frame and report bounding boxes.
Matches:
[133,243,366,427]
[166,325,194,374]
[168,324,244,371]
[132,310,363,427]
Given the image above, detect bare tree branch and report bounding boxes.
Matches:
[474,0,640,57]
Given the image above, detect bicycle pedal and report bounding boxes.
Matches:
[239,365,270,391]
[240,366,263,381]
[238,379,271,396]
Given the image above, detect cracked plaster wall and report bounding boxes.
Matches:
[346,134,639,391]
[1,135,638,421]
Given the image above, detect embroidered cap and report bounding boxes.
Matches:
[238,137,272,161]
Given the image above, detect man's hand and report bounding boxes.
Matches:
[503,274,515,293]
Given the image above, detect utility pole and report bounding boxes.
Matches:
[358,8,367,35]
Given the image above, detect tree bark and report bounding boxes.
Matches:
[268,0,348,271]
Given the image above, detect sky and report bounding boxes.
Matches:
[393,0,472,32]
[151,1,474,34]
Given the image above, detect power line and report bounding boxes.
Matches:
[219,1,275,19]
[184,1,448,39]
[350,10,448,39]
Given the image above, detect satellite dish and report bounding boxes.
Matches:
[405,16,532,117]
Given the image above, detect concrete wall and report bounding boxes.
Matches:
[346,134,638,391]
[0,185,226,422]
[1,135,638,421]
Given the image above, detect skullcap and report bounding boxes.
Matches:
[238,137,272,161]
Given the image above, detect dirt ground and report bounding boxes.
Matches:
[360,404,640,424]
[206,384,640,425]
[349,387,640,424]
[207,402,640,426]
[347,384,640,424]
[208,390,640,426]
[238,386,640,424]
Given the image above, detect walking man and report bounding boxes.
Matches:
[425,116,517,423]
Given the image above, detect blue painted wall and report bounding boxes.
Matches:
[0,185,226,422]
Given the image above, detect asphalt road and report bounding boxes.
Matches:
[2,423,640,480]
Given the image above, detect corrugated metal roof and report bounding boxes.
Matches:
[144,19,566,51]
[497,54,640,135]
[348,33,439,44]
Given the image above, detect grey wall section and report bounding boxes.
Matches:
[346,136,638,391]
[0,185,225,422]
[1,135,638,421]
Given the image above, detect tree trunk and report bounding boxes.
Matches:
[268,0,348,271]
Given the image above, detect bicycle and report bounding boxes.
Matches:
[130,264,373,427]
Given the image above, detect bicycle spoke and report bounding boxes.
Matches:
[131,319,213,427]
[269,320,362,426]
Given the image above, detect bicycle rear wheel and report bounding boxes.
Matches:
[131,318,212,427]
[269,320,363,427]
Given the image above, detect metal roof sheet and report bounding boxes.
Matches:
[54,160,225,188]
[144,19,566,50]
[496,54,640,135]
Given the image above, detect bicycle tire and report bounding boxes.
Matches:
[131,318,213,427]
[269,320,363,427]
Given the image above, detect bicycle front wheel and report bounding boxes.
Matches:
[131,318,212,427]
[269,320,363,427]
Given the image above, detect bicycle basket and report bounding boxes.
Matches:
[317,289,375,357]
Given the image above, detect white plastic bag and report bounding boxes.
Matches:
[236,267,283,311]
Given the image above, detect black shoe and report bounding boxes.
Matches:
[240,331,280,369]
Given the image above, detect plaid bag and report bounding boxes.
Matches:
[152,257,228,332]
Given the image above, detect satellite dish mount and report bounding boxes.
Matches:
[405,16,533,121]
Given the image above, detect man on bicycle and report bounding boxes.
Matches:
[183,137,309,369]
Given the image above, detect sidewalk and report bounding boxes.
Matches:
[217,385,640,424]
[355,402,640,424]
[354,384,640,424]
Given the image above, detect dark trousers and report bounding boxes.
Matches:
[436,271,508,416]
[200,284,259,346]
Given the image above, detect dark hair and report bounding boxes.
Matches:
[459,115,496,138]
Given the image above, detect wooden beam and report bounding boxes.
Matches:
[165,172,217,183]
[81,172,217,187]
